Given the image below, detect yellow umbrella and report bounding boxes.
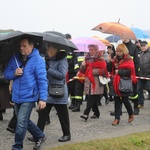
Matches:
[92,36,111,46]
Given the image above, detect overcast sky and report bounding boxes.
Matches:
[0,0,150,39]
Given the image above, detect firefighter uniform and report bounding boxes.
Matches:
[71,52,85,112]
[67,52,77,109]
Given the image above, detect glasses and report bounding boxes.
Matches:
[141,45,146,47]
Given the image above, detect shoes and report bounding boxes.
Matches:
[58,135,71,142]
[109,97,114,102]
[0,115,3,121]
[112,119,120,126]
[68,103,76,109]
[28,137,36,142]
[33,136,46,150]
[138,104,144,109]
[72,107,80,112]
[128,114,134,123]
[105,98,109,105]
[6,127,15,133]
[110,111,122,116]
[80,114,88,121]
[134,108,139,115]
[90,115,99,119]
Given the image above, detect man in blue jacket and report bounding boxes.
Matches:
[4,37,48,150]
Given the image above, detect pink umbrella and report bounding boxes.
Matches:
[71,37,106,52]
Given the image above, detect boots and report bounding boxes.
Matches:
[68,102,76,109]
[134,107,139,115]
[72,102,81,112]
[133,99,139,115]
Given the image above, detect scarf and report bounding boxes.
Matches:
[112,55,137,96]
[85,61,109,92]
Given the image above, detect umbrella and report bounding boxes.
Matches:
[105,35,121,43]
[44,31,77,51]
[130,27,149,39]
[0,31,43,64]
[44,31,65,37]
[71,37,106,52]
[92,36,111,46]
[0,30,43,48]
[35,32,77,52]
[92,22,137,41]
[0,29,14,34]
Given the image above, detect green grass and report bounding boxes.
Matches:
[46,131,150,150]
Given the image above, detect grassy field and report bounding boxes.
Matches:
[46,131,150,150]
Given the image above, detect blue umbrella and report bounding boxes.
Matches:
[105,35,121,42]
[130,27,149,39]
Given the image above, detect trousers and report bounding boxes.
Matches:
[38,103,70,136]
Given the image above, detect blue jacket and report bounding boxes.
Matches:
[4,48,48,104]
[46,52,68,104]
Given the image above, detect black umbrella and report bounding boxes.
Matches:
[35,32,78,52]
[0,31,43,64]
[44,31,65,37]
[0,30,43,48]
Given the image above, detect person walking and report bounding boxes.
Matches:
[71,51,85,112]
[4,37,48,150]
[123,39,140,115]
[110,39,140,116]
[80,45,108,120]
[37,42,71,142]
[107,43,137,126]
[0,64,13,121]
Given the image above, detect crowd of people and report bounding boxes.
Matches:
[0,32,150,150]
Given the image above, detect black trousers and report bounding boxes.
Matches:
[38,104,70,136]
[8,108,17,129]
[74,79,84,102]
[114,96,133,120]
[102,84,108,100]
[84,95,100,117]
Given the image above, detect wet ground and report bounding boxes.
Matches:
[0,97,150,150]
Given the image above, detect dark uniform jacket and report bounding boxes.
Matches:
[138,48,150,78]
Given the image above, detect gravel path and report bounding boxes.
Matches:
[0,98,150,150]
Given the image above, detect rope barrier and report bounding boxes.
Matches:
[136,76,150,80]
[67,76,150,83]
[67,76,84,83]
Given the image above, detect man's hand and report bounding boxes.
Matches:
[14,68,23,76]
[38,100,46,110]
